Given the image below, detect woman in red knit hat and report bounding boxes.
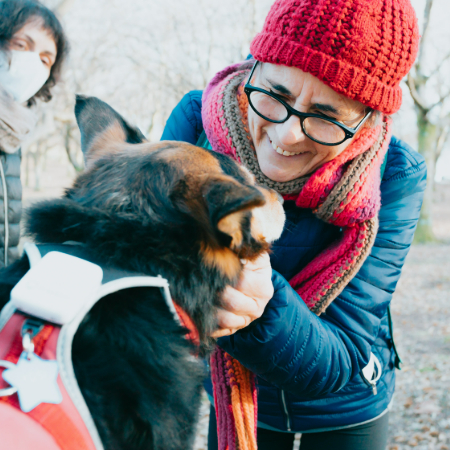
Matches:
[162,1,426,449]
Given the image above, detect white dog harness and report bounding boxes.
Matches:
[0,243,175,450]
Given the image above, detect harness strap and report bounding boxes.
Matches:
[0,244,197,450]
[173,302,200,346]
[0,316,92,450]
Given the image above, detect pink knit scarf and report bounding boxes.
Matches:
[203,62,392,450]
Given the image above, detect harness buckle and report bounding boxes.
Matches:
[21,318,44,360]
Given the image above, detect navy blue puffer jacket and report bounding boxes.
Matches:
[161,90,426,432]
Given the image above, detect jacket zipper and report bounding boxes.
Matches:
[280,390,291,431]
[387,306,402,370]
[0,157,9,266]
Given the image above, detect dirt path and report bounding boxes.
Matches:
[387,184,450,450]
[387,244,450,450]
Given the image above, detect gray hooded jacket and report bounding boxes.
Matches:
[0,86,35,268]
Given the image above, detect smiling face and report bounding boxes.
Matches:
[8,18,57,77]
[248,62,370,182]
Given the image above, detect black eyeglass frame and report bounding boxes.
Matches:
[244,61,373,146]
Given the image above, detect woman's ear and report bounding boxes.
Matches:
[74,95,147,167]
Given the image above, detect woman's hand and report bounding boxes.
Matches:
[211,252,274,338]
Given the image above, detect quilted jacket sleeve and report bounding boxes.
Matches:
[218,146,427,397]
[160,91,203,144]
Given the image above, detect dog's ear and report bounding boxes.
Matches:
[75,95,147,166]
[203,176,265,249]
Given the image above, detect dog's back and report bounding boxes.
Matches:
[0,244,205,450]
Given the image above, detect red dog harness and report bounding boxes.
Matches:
[0,243,194,450]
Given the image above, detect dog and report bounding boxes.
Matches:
[0,96,285,450]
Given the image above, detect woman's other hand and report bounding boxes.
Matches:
[211,252,274,338]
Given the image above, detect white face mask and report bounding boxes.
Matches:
[0,50,50,104]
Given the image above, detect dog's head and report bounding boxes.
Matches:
[70,96,285,280]
[26,96,285,341]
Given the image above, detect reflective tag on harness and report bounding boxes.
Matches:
[2,352,62,413]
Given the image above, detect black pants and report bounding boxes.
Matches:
[208,406,389,450]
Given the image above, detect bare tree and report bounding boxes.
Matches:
[405,0,450,242]
[30,0,274,180]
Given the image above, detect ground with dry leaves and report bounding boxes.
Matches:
[386,184,450,449]
[387,243,450,450]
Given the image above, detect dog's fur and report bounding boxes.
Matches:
[0,96,285,450]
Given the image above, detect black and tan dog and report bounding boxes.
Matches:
[0,96,285,450]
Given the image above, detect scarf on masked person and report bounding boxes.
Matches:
[0,86,36,154]
[202,62,392,450]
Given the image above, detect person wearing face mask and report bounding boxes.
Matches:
[162,1,426,449]
[0,0,68,269]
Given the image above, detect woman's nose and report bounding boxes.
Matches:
[277,116,307,146]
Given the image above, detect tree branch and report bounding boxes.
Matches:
[63,122,84,172]
[422,0,434,39]
[435,125,449,161]
[429,90,450,112]
[426,51,450,80]
[416,0,434,77]
[406,73,429,114]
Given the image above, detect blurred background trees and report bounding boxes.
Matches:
[406,0,450,242]
[24,0,274,194]
[24,0,450,244]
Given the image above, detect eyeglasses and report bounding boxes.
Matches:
[244,61,373,146]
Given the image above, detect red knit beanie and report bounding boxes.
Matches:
[250,0,419,115]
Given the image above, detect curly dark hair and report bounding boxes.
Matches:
[0,0,69,104]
